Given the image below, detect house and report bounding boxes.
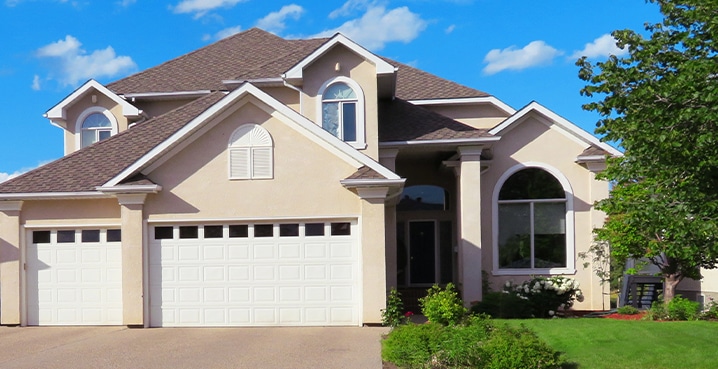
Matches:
[0,28,621,327]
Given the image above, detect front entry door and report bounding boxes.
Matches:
[409,221,436,284]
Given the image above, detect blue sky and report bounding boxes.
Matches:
[0,0,662,181]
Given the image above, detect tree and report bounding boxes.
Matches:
[577,0,718,302]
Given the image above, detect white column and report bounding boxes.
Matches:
[456,146,483,305]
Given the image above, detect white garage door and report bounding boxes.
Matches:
[26,229,123,325]
[149,221,360,327]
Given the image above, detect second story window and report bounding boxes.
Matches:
[81,113,113,148]
[322,82,358,142]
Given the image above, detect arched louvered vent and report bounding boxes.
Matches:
[228,124,273,180]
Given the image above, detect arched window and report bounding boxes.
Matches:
[319,78,365,147]
[228,124,273,180]
[495,166,572,271]
[77,108,118,149]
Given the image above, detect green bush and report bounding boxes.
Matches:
[419,283,468,326]
[504,276,584,318]
[382,316,564,369]
[381,288,408,327]
[616,305,640,315]
[701,297,718,320]
[471,291,533,319]
[646,296,701,321]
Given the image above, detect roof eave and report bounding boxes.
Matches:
[0,191,111,201]
[379,137,500,148]
[45,79,142,120]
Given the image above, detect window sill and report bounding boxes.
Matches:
[492,268,576,276]
[348,142,367,150]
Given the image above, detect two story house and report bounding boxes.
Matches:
[0,28,620,327]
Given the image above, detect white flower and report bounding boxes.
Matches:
[505,280,512,288]
[548,310,555,316]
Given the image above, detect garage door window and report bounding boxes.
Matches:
[33,231,51,243]
[82,230,100,242]
[331,222,351,236]
[305,223,325,236]
[57,230,75,243]
[254,224,274,237]
[155,227,174,239]
[179,226,199,239]
[280,224,299,237]
[107,229,122,242]
[229,225,249,238]
[204,225,223,238]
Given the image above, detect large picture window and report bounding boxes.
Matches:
[496,167,570,270]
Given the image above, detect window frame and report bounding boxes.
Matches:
[317,77,366,149]
[228,124,274,180]
[491,163,575,276]
[75,107,119,149]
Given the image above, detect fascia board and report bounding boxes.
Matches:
[489,101,622,157]
[45,79,141,120]
[0,192,110,200]
[96,185,162,194]
[340,178,406,188]
[409,96,516,115]
[284,33,395,80]
[378,137,500,148]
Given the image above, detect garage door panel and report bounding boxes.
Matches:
[150,221,360,326]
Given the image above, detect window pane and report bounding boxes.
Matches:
[81,130,96,147]
[322,102,339,137]
[397,185,448,211]
[107,229,122,242]
[323,83,356,100]
[499,168,565,200]
[342,102,356,141]
[98,130,112,141]
[254,224,273,237]
[229,225,248,238]
[498,203,531,268]
[534,202,567,268]
[57,230,75,243]
[204,225,223,238]
[439,221,453,284]
[33,231,51,244]
[154,226,174,240]
[331,222,351,236]
[179,226,198,239]
[305,223,325,236]
[279,224,299,237]
[82,113,111,128]
[81,230,100,243]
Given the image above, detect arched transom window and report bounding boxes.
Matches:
[80,112,114,148]
[322,81,359,143]
[497,167,568,270]
[228,124,273,180]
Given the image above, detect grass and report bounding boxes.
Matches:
[499,318,718,369]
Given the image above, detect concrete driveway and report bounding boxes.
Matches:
[0,326,388,369]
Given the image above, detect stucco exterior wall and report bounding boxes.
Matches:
[301,45,380,160]
[421,104,509,130]
[260,86,300,113]
[62,91,130,155]
[21,199,121,226]
[144,99,362,220]
[481,114,610,310]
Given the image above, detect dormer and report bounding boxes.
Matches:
[45,79,143,155]
[283,34,397,160]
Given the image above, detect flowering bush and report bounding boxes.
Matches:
[503,276,584,318]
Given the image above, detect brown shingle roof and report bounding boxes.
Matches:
[579,146,611,157]
[108,28,490,101]
[345,166,386,180]
[379,98,492,142]
[0,92,225,194]
[108,29,327,94]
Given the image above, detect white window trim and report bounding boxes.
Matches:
[74,107,119,150]
[317,77,366,149]
[228,124,274,180]
[491,162,576,276]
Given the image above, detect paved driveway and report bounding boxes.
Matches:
[0,326,388,369]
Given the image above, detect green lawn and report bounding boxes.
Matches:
[499,319,718,369]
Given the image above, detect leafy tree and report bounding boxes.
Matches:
[577,0,718,302]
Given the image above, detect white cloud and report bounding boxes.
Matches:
[313,6,427,51]
[35,35,137,87]
[118,0,136,6]
[445,24,455,34]
[0,161,49,183]
[256,4,304,34]
[570,34,627,59]
[31,74,41,90]
[329,0,371,19]
[172,0,245,18]
[205,25,243,41]
[482,40,562,75]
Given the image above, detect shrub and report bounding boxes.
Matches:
[471,291,533,319]
[616,305,640,315]
[504,276,584,318]
[381,288,409,327]
[419,283,468,326]
[646,296,700,321]
[382,316,564,369]
[701,297,718,320]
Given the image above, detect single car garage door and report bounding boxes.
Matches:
[149,221,360,327]
[26,228,123,325]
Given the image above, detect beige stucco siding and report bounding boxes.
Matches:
[62,91,130,155]
[21,199,121,226]
[301,45,380,160]
[482,114,610,310]
[421,104,509,130]
[144,100,362,220]
[260,86,300,113]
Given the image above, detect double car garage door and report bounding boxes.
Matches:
[27,221,360,326]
